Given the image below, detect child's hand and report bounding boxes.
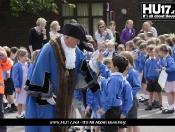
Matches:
[77,100,81,105]
[97,53,103,63]
[85,107,90,116]
[15,88,20,94]
[98,108,105,115]
[120,114,126,119]
[162,67,166,70]
[155,69,161,72]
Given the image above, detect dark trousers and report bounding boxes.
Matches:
[0,94,7,132]
[105,106,121,132]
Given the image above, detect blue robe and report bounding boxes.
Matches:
[25,43,85,132]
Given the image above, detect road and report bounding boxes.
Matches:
[4,92,175,132]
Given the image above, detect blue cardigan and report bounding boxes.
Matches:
[12,62,30,89]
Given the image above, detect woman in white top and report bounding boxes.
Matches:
[95,20,114,50]
[49,21,61,40]
[147,21,158,38]
[140,21,158,38]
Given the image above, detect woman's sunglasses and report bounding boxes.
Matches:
[99,26,105,29]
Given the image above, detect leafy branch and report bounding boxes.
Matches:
[0,0,76,17]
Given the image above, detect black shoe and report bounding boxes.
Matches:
[3,103,7,108]
[162,108,174,114]
[4,107,13,113]
[152,104,160,109]
[139,98,145,103]
[144,101,149,105]
[152,101,156,106]
[11,106,18,111]
[145,105,152,110]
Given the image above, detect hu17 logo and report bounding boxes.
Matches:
[140,3,175,20]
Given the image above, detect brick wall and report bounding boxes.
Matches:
[1,0,175,48]
[109,0,175,37]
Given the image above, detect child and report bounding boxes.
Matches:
[119,51,141,132]
[145,32,153,40]
[163,34,170,38]
[98,55,128,132]
[139,43,150,104]
[171,36,175,61]
[155,38,161,46]
[159,44,175,114]
[103,41,117,58]
[97,55,132,132]
[99,41,107,57]
[12,49,30,118]
[3,46,17,113]
[137,33,146,40]
[132,37,141,50]
[116,44,125,54]
[86,88,101,132]
[158,35,166,44]
[146,39,156,46]
[144,45,163,110]
[126,41,134,52]
[133,40,145,83]
[119,66,133,132]
[10,47,18,61]
[165,37,174,50]
[85,43,94,61]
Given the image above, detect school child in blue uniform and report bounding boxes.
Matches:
[119,51,141,132]
[119,67,133,132]
[138,43,150,103]
[144,45,163,110]
[85,88,101,132]
[12,49,30,119]
[97,55,128,132]
[171,36,175,61]
[99,41,108,57]
[103,41,117,58]
[159,44,175,114]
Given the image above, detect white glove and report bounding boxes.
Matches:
[46,94,56,105]
[89,50,100,73]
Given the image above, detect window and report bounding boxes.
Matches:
[62,2,106,38]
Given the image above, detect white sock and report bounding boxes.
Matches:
[141,94,144,97]
[18,115,22,117]
[168,105,173,110]
[7,104,11,108]
[22,111,25,115]
[3,98,8,103]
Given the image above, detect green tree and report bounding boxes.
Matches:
[0,0,75,17]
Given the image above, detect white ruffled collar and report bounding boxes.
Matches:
[60,37,76,69]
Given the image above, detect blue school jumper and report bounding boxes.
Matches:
[126,67,141,98]
[144,57,161,81]
[103,50,117,58]
[172,47,175,61]
[86,88,101,118]
[121,78,133,116]
[133,49,142,72]
[102,72,123,112]
[74,90,83,102]
[12,62,30,89]
[161,55,175,81]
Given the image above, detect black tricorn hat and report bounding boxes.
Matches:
[58,23,88,42]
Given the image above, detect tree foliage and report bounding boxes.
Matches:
[0,0,76,17]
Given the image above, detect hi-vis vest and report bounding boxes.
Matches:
[0,54,12,94]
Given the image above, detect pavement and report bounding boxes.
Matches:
[4,92,175,132]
